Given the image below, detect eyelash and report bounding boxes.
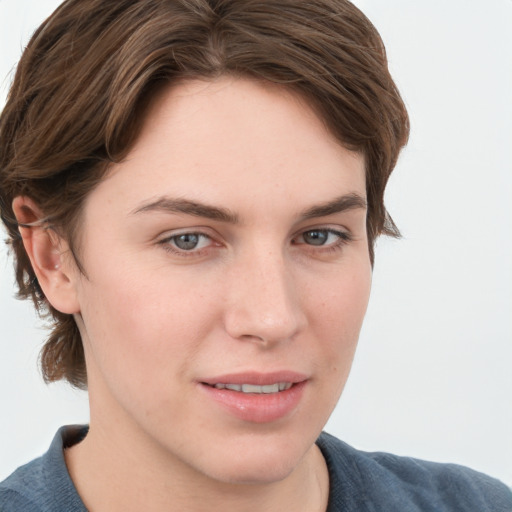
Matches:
[159,232,214,257]
[158,228,353,257]
[292,228,353,252]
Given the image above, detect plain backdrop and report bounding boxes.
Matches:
[1,0,511,485]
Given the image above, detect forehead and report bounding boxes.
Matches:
[91,77,366,220]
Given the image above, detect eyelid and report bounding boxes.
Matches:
[157,225,218,241]
[293,225,353,242]
[157,228,221,257]
[291,226,354,258]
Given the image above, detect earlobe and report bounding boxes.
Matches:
[12,196,81,314]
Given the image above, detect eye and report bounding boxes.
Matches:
[302,230,332,246]
[161,232,213,253]
[294,228,351,247]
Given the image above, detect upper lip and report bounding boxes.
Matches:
[200,371,308,386]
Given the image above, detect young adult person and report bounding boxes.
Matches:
[0,1,511,510]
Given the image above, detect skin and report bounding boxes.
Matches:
[14,77,372,511]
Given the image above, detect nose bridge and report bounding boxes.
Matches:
[224,244,306,344]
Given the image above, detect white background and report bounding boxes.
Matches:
[1,0,511,485]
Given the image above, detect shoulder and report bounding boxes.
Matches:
[0,456,46,511]
[317,431,512,512]
[0,426,88,512]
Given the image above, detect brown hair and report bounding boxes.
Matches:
[0,0,409,388]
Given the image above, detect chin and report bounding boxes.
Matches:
[209,458,297,486]
[194,431,315,486]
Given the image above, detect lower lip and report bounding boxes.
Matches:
[199,381,307,423]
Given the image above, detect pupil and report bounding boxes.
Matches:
[175,234,199,250]
[304,230,327,246]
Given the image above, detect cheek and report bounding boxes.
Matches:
[76,270,219,426]
[312,259,371,335]
[309,261,372,376]
[76,263,220,385]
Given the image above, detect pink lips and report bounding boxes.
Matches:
[199,371,308,423]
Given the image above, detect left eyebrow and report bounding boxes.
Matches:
[299,193,367,220]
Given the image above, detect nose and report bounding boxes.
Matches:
[223,248,307,346]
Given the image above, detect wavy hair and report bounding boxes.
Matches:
[0,0,409,388]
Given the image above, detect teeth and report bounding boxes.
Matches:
[243,383,278,393]
[212,382,292,393]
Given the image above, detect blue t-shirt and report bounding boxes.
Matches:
[1,426,511,511]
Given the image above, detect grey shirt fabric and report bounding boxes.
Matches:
[0,426,88,512]
[1,426,511,511]
[317,432,512,511]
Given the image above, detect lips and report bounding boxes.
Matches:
[209,382,293,393]
[199,372,308,423]
[201,371,307,387]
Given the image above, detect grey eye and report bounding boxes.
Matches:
[173,233,201,250]
[302,230,329,246]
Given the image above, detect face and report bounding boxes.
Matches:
[69,78,371,484]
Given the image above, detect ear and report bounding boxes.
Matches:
[12,196,81,314]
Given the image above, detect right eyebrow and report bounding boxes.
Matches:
[130,197,239,224]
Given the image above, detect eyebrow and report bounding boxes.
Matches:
[299,193,367,220]
[131,197,239,223]
[131,192,366,223]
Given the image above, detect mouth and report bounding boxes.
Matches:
[199,373,307,423]
[205,382,293,394]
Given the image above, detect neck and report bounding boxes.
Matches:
[65,413,329,512]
